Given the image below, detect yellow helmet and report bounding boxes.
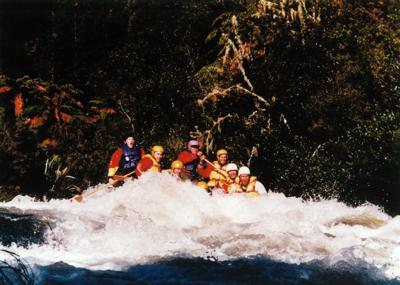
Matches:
[216,149,228,157]
[171,160,184,169]
[196,181,209,191]
[151,145,165,156]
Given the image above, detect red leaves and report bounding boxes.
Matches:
[99,108,116,114]
[30,115,46,128]
[85,108,116,124]
[14,93,24,118]
[60,112,72,122]
[0,86,12,94]
[55,108,73,123]
[86,115,101,124]
[3,77,115,133]
[40,138,59,148]
[229,59,240,72]
[35,85,46,92]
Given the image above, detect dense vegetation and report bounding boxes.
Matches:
[0,0,399,215]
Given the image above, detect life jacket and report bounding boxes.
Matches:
[208,162,230,193]
[233,176,258,194]
[226,178,238,194]
[120,144,141,172]
[181,150,200,175]
[141,154,161,173]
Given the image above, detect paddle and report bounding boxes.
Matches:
[111,170,136,182]
[202,158,228,179]
[202,158,235,193]
[70,170,136,202]
[70,187,103,203]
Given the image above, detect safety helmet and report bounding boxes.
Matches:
[151,145,165,156]
[187,140,200,150]
[238,166,251,176]
[216,149,228,157]
[226,163,238,172]
[196,181,208,190]
[171,160,184,169]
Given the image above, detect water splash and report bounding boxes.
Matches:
[0,172,399,281]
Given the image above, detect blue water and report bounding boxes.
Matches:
[33,257,398,285]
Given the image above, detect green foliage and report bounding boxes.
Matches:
[197,0,400,213]
[0,75,117,198]
[43,155,79,198]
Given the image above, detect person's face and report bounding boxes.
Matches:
[154,151,164,162]
[218,154,227,165]
[125,137,135,148]
[189,144,200,155]
[172,168,182,175]
[239,175,250,186]
[228,170,237,179]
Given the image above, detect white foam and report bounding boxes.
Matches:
[1,172,399,279]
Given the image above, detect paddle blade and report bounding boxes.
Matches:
[71,195,83,202]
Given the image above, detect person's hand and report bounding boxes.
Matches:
[108,177,116,187]
[198,151,206,161]
[198,154,207,168]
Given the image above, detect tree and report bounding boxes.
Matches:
[196,0,400,212]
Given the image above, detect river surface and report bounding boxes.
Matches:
[0,172,399,284]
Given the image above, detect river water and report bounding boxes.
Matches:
[0,172,399,284]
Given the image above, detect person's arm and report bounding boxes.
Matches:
[107,148,122,177]
[178,151,196,175]
[255,180,267,194]
[198,152,207,165]
[133,146,142,166]
[177,150,193,164]
[197,156,217,178]
[135,156,153,177]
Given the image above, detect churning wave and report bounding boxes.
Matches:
[0,172,399,284]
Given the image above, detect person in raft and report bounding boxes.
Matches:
[177,140,212,180]
[135,145,165,176]
[224,163,239,193]
[107,134,143,186]
[167,160,189,181]
[232,166,267,196]
[207,149,230,192]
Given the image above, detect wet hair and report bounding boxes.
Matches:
[123,134,135,141]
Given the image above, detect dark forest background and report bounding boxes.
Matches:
[0,0,399,215]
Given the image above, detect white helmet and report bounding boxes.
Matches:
[238,166,250,176]
[226,163,238,172]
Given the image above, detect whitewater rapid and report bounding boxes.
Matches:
[0,172,399,281]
